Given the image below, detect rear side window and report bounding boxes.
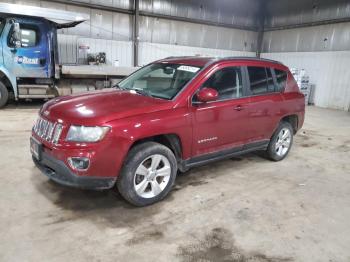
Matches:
[274,69,288,91]
[247,66,269,95]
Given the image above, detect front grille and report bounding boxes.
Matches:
[33,117,62,144]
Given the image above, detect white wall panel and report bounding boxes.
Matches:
[57,35,133,66]
[139,16,258,51]
[139,42,255,66]
[57,34,79,64]
[263,22,350,52]
[77,38,133,66]
[262,51,350,111]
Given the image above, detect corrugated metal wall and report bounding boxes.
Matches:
[3,0,258,65]
[139,0,260,29]
[139,42,255,66]
[139,16,257,51]
[262,22,350,53]
[262,51,350,111]
[262,0,350,111]
[264,0,350,29]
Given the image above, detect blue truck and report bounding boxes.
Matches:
[0,3,136,108]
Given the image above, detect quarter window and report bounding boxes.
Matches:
[247,66,269,95]
[274,69,287,91]
[201,67,243,100]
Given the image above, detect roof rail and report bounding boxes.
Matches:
[163,55,210,59]
[217,56,284,65]
[161,56,283,65]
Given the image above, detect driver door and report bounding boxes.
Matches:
[190,65,252,157]
[2,18,51,79]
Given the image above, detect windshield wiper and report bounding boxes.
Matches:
[114,84,125,90]
[131,88,152,97]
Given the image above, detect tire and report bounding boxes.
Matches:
[266,121,294,161]
[0,81,9,109]
[117,142,177,206]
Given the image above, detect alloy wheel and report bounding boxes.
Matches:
[275,127,291,157]
[133,154,171,198]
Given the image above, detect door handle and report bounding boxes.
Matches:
[39,58,46,66]
[233,105,244,111]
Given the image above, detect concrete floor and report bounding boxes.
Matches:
[0,104,349,262]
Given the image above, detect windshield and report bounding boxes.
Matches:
[117,63,202,100]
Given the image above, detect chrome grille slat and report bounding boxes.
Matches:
[33,116,61,144]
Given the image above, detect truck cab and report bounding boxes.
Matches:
[0,3,88,108]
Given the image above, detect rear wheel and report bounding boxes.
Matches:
[117,142,177,206]
[266,121,293,161]
[0,81,9,108]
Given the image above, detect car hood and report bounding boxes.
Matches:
[41,89,172,125]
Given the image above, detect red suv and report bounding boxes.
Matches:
[30,57,305,206]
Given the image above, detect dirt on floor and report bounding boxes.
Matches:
[0,102,349,262]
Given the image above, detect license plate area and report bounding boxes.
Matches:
[30,137,42,161]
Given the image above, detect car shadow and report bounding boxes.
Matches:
[30,151,266,228]
[31,169,170,228]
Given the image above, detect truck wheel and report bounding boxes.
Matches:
[266,121,294,161]
[117,142,177,206]
[0,81,9,108]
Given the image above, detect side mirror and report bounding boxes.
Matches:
[10,21,21,48]
[196,87,218,103]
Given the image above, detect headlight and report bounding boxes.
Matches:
[66,125,110,142]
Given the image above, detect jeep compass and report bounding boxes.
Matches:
[30,57,305,206]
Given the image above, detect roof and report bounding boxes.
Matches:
[0,3,89,29]
[157,56,284,67]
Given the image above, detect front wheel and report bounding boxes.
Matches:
[0,81,9,108]
[117,142,177,206]
[266,122,294,161]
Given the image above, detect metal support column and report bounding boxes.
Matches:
[133,0,139,67]
[256,0,266,58]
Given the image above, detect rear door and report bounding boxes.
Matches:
[244,65,284,141]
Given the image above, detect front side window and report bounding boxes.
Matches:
[200,67,243,100]
[248,66,269,95]
[20,27,38,47]
[8,23,39,48]
[274,69,287,91]
[117,63,202,100]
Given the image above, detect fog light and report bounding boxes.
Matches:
[68,157,90,171]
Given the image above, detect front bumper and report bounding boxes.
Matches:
[32,150,116,190]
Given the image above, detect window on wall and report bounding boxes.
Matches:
[247,66,269,95]
[200,67,243,100]
[274,69,288,91]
